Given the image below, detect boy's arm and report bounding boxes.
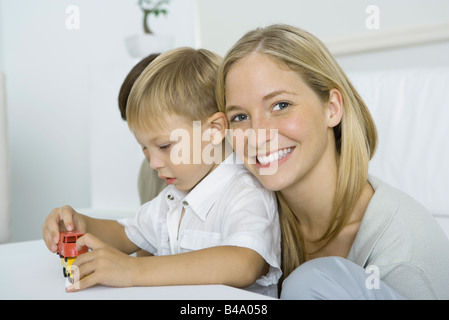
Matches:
[68,234,268,291]
[134,246,268,288]
[82,215,139,254]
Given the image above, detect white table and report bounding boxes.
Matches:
[0,240,275,300]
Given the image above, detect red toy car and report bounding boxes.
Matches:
[56,231,88,279]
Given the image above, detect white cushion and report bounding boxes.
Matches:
[349,68,449,219]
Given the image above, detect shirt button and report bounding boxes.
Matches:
[182,200,189,206]
[167,194,174,200]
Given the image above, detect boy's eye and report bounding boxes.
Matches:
[230,114,249,122]
[273,102,290,111]
[159,144,171,150]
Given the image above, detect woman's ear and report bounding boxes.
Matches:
[204,112,228,145]
[327,89,344,128]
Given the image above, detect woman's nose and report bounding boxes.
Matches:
[248,117,277,150]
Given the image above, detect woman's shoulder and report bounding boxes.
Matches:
[351,174,449,268]
[350,175,449,298]
[367,175,426,214]
[366,175,445,235]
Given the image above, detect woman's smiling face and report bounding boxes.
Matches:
[225,52,339,192]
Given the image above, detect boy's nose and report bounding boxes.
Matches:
[149,155,164,171]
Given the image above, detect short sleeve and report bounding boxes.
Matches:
[118,197,162,254]
[220,185,282,286]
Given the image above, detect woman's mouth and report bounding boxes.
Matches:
[255,147,295,167]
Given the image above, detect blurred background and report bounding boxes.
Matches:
[1,0,448,242]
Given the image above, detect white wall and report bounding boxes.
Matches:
[87,0,198,213]
[0,0,7,244]
[197,0,449,73]
[0,0,3,70]
[0,72,8,244]
[2,0,89,242]
[1,0,197,242]
[336,40,449,72]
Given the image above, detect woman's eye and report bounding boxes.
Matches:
[273,102,290,111]
[230,114,249,122]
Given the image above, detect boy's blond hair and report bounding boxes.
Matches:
[126,47,222,133]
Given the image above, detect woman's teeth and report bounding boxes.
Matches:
[257,148,293,165]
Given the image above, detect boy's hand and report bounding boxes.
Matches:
[42,205,87,253]
[66,233,137,292]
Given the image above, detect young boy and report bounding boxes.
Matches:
[42,48,281,294]
[118,52,166,206]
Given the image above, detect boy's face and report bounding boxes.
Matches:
[135,114,219,192]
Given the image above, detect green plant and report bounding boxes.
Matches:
[138,0,170,34]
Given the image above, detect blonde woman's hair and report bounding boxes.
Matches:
[216,24,377,280]
[127,47,222,133]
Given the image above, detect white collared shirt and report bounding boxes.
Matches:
[118,154,281,286]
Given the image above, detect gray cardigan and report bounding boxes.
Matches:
[348,175,449,299]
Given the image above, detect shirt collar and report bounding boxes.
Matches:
[164,186,188,208]
[183,153,243,221]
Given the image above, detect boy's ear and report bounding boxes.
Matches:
[205,112,228,145]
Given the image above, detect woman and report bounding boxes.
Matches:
[216,24,449,299]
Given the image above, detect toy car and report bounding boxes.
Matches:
[56,231,88,281]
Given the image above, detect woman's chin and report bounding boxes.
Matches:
[252,169,290,192]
